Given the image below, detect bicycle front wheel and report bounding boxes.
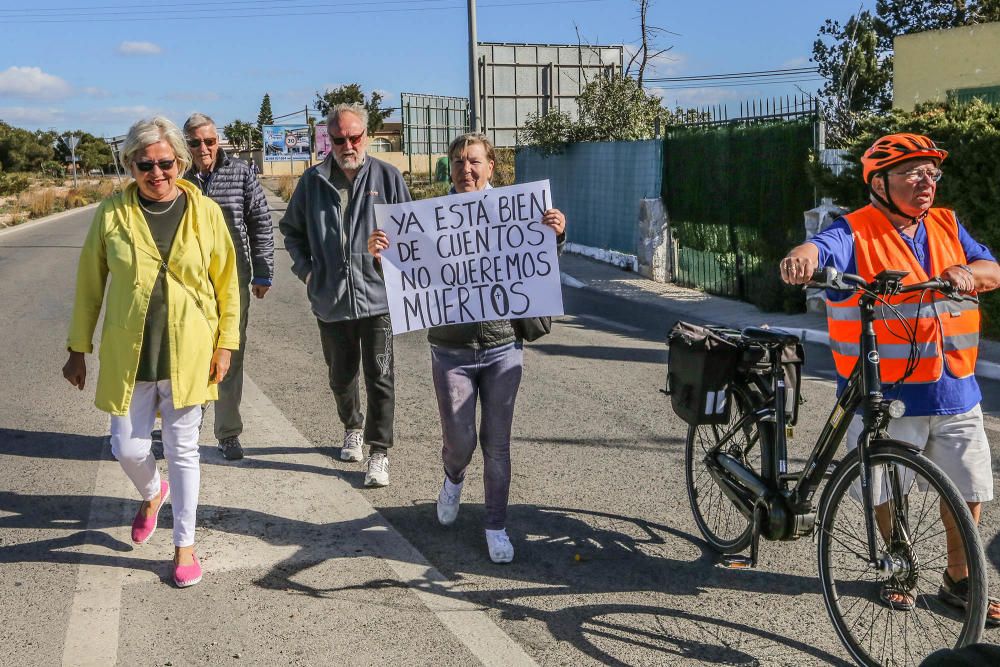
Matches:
[685,384,767,553]
[817,442,986,667]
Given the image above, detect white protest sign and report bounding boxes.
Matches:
[374,180,564,335]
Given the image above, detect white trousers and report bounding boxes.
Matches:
[845,405,994,504]
[110,380,201,547]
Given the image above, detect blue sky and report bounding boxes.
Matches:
[0,0,868,137]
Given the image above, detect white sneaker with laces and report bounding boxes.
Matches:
[364,452,390,487]
[485,528,514,563]
[341,429,364,462]
[436,479,463,526]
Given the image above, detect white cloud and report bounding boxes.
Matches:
[0,105,64,126]
[117,41,162,56]
[81,86,112,99]
[0,66,72,100]
[782,56,811,68]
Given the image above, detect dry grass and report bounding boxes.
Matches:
[0,178,123,226]
[20,188,57,218]
[276,175,298,202]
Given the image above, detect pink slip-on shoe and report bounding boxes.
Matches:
[131,480,170,545]
[173,552,202,588]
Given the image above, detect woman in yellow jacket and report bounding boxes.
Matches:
[63,116,240,588]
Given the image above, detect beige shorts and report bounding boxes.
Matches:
[845,405,994,504]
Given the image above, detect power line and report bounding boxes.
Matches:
[650,77,824,90]
[644,66,817,83]
[0,0,611,22]
[0,0,441,15]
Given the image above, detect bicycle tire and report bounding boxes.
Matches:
[816,442,986,667]
[685,383,769,553]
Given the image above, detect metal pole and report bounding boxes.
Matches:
[467,0,480,132]
[406,102,413,179]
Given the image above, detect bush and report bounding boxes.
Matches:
[0,172,30,195]
[276,175,297,202]
[812,100,1000,335]
[19,188,58,218]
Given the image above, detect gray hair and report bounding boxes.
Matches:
[183,112,216,135]
[327,103,369,130]
[120,116,191,174]
[448,132,496,163]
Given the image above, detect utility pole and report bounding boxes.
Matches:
[467,0,480,132]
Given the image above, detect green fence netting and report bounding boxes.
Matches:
[663,121,816,312]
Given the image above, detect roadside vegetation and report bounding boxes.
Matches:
[1,120,120,227]
[0,173,118,227]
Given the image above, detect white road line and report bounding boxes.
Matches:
[61,376,537,667]
[62,437,132,667]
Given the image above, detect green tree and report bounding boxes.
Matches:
[313,83,392,134]
[519,75,706,154]
[257,93,274,130]
[0,121,56,172]
[812,11,892,145]
[813,1,1000,146]
[876,0,1000,40]
[55,131,114,172]
[223,119,261,152]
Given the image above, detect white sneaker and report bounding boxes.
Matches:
[436,479,463,526]
[485,528,514,563]
[364,452,390,487]
[341,429,363,462]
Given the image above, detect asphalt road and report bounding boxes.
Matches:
[1,204,998,666]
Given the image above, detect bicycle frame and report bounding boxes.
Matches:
[705,271,915,564]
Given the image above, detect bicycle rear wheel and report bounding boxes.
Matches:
[816,442,986,667]
[685,384,767,553]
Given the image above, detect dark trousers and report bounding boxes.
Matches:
[317,314,394,453]
[214,281,249,440]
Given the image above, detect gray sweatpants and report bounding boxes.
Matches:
[431,341,523,530]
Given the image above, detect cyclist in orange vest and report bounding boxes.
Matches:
[780,133,1000,623]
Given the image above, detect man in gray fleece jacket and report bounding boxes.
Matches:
[279,103,411,487]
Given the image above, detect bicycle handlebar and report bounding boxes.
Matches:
[809,267,979,304]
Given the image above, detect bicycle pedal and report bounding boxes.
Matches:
[717,555,755,569]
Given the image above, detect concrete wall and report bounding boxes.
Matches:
[259,151,449,178]
[894,21,1000,110]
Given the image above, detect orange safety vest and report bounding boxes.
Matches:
[825,205,980,383]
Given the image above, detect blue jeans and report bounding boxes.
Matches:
[431,342,523,530]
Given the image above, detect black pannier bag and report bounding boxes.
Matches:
[665,321,741,426]
[737,338,805,426]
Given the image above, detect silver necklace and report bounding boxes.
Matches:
[138,191,181,216]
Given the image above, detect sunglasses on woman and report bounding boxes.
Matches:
[134,159,176,172]
[186,137,218,148]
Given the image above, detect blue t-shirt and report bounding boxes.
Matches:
[809,213,995,416]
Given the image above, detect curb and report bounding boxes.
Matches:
[0,202,100,237]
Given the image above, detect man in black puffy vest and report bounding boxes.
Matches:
[183,112,275,461]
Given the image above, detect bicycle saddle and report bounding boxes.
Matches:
[741,327,799,347]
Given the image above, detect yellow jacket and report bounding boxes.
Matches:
[67,178,241,415]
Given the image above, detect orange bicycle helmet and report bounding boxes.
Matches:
[861,133,948,183]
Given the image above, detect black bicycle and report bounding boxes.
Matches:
[669,267,988,667]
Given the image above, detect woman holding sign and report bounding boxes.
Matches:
[369,133,565,563]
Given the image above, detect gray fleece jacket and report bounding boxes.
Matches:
[279,155,411,322]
